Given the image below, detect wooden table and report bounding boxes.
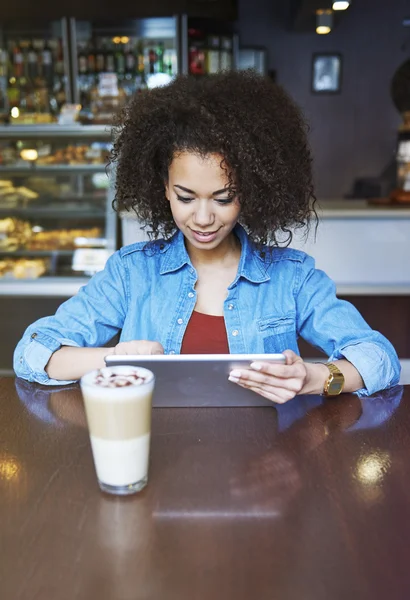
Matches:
[1,378,409,600]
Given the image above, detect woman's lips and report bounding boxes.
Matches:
[191,229,219,243]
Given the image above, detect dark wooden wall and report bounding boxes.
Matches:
[237,0,405,198]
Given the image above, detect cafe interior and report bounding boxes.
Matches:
[2,0,410,598]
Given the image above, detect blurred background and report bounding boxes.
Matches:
[1,0,409,378]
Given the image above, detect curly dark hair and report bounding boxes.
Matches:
[111,70,317,246]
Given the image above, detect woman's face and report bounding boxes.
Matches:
[165,152,241,253]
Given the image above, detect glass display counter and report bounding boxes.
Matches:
[0,124,116,296]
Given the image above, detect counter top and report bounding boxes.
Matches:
[317,199,410,218]
[2,377,408,600]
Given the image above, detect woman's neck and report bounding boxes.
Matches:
[185,232,241,269]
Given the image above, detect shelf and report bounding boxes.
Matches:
[0,247,107,256]
[0,249,76,257]
[0,164,108,176]
[0,276,90,296]
[0,125,113,140]
[0,207,106,219]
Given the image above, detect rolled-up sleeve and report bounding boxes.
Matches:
[295,255,401,396]
[13,252,128,385]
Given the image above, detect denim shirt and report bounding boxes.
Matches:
[14,224,400,393]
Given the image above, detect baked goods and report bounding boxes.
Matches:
[0,218,32,251]
[0,258,48,279]
[27,227,102,250]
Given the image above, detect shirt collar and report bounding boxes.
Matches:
[159,224,270,284]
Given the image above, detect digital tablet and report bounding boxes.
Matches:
[105,353,286,407]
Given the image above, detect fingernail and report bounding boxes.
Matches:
[229,375,240,383]
[250,362,262,371]
[230,369,242,378]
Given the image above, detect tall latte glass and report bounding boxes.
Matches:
[80,366,155,495]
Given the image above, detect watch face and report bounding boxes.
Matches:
[328,380,342,394]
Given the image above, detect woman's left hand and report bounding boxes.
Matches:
[228,350,312,404]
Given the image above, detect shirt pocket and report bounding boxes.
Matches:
[257,314,299,354]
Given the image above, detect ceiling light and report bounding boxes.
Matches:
[316,9,333,34]
[333,1,350,9]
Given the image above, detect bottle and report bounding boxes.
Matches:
[164,50,173,76]
[137,40,145,76]
[78,43,88,76]
[42,40,54,87]
[0,49,9,115]
[115,42,125,77]
[95,39,105,74]
[105,41,115,73]
[87,41,96,77]
[124,41,136,76]
[27,40,39,82]
[148,46,158,75]
[156,41,164,73]
[12,42,24,79]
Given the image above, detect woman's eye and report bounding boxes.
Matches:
[176,195,194,203]
[216,198,234,205]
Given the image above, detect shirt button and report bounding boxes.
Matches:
[188,292,194,298]
[169,350,176,355]
[31,333,38,339]
[232,329,239,337]
[177,318,183,325]
[227,303,234,310]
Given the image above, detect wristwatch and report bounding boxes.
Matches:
[323,363,345,396]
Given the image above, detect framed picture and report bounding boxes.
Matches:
[312,53,342,94]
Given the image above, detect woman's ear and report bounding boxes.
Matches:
[164,182,170,202]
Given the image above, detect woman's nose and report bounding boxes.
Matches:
[193,201,214,226]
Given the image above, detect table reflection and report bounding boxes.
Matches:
[14,378,404,520]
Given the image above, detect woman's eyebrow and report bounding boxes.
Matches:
[174,184,231,195]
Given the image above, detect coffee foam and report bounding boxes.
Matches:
[93,370,148,388]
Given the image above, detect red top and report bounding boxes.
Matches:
[181,311,230,354]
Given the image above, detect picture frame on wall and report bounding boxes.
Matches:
[312,53,342,94]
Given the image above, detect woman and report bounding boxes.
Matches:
[14,71,400,400]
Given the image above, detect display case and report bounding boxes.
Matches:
[0,124,116,296]
[70,17,179,124]
[0,19,71,124]
[184,17,239,76]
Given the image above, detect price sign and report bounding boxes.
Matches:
[72,249,110,274]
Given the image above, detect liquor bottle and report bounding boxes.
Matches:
[105,41,115,73]
[148,47,157,75]
[115,42,125,77]
[206,35,220,74]
[27,40,39,82]
[0,49,9,115]
[54,39,65,78]
[156,41,164,73]
[42,40,54,87]
[124,41,136,75]
[78,43,88,76]
[164,50,173,76]
[95,39,105,74]
[87,42,96,77]
[54,40,66,109]
[137,40,145,76]
[220,37,233,71]
[12,43,24,79]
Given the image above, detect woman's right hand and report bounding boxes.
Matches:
[111,340,164,356]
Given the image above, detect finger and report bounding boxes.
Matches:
[243,383,294,404]
[232,362,304,381]
[244,381,296,403]
[282,349,303,366]
[230,368,304,393]
[150,342,164,355]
